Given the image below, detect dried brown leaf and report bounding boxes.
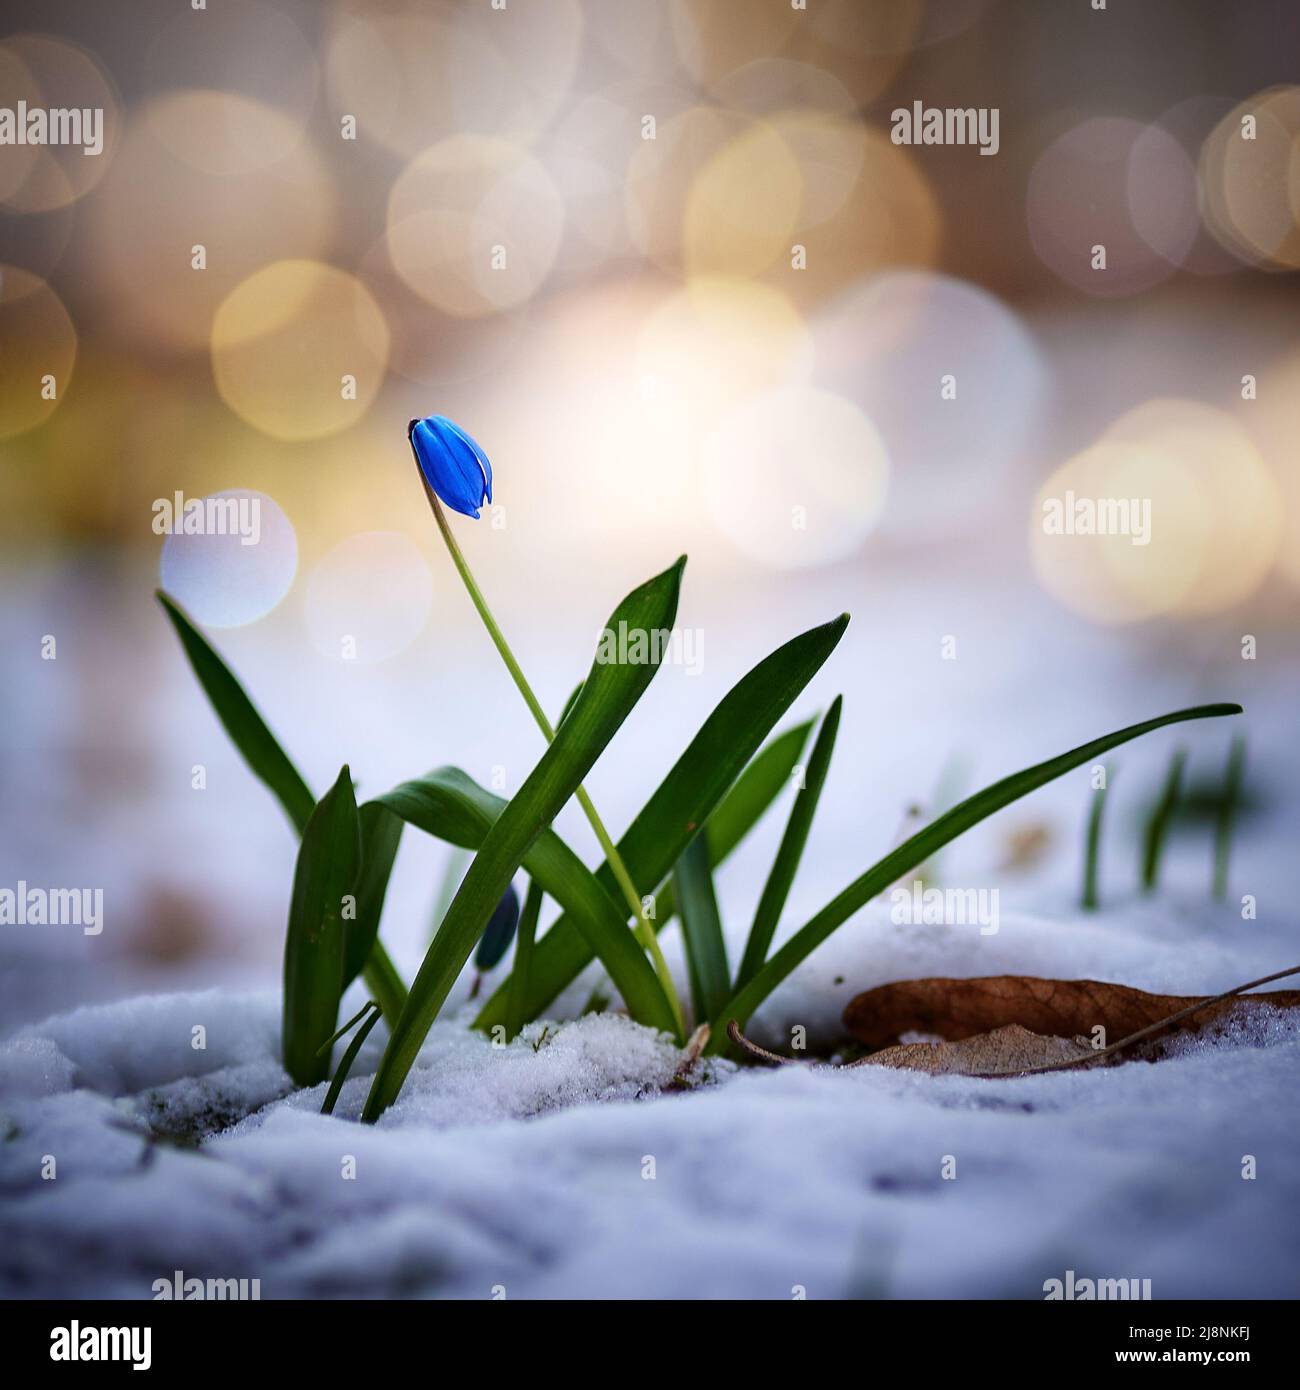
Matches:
[844,975,1300,1051]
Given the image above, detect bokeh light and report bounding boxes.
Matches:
[1102,399,1281,614]
[1132,97,1240,275]
[703,385,889,571]
[0,266,77,440]
[812,271,1045,531]
[1031,400,1281,623]
[636,278,811,428]
[325,1,582,154]
[1028,117,1180,296]
[145,0,317,169]
[211,260,390,441]
[1030,442,1209,624]
[304,531,433,663]
[1125,123,1201,271]
[0,35,119,213]
[159,489,297,628]
[95,100,334,350]
[387,135,564,317]
[684,118,804,278]
[1200,87,1300,270]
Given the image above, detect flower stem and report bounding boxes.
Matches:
[422,482,686,1039]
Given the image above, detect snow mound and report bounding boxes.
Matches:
[2,911,1298,1299]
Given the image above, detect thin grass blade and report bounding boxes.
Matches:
[320,1002,382,1116]
[474,614,848,1030]
[1081,764,1114,910]
[735,695,842,991]
[363,557,686,1120]
[673,833,730,1023]
[1140,747,1186,893]
[158,589,406,1009]
[156,590,314,834]
[506,879,545,1041]
[708,702,1243,1052]
[283,765,362,1085]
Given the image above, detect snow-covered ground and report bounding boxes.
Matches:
[3,897,1298,1300]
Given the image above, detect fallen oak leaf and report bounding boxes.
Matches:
[844,972,1300,1051]
[727,964,1300,1077]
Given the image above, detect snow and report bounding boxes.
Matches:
[4,909,1298,1300]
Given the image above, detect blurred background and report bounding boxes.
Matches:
[2,0,1298,1033]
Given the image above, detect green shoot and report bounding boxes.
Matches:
[1140,747,1186,893]
[321,1002,382,1117]
[1082,764,1113,911]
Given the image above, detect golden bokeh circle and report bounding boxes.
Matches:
[387,135,564,317]
[326,2,582,154]
[684,119,804,278]
[0,265,77,439]
[211,261,390,441]
[94,99,335,350]
[1101,399,1282,615]
[0,35,119,212]
[1200,87,1300,269]
[1030,442,1210,625]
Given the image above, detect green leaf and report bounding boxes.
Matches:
[344,803,404,991]
[708,702,1244,1052]
[362,557,686,1121]
[735,695,842,992]
[283,765,362,1085]
[156,590,314,835]
[321,1002,382,1117]
[1141,747,1185,893]
[372,767,677,1036]
[507,879,545,1042]
[474,614,848,1031]
[672,834,730,1023]
[473,721,810,1029]
[157,590,408,1023]
[1081,764,1114,911]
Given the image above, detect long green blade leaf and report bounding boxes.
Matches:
[372,768,677,1035]
[363,557,686,1120]
[283,765,362,1085]
[474,614,848,1030]
[673,834,730,1023]
[474,719,814,1029]
[156,590,315,834]
[157,590,407,1017]
[507,879,544,1041]
[735,694,842,991]
[345,802,404,994]
[708,702,1243,1052]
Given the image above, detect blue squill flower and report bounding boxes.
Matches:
[408,415,493,519]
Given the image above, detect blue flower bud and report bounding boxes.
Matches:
[473,882,520,972]
[408,415,493,519]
